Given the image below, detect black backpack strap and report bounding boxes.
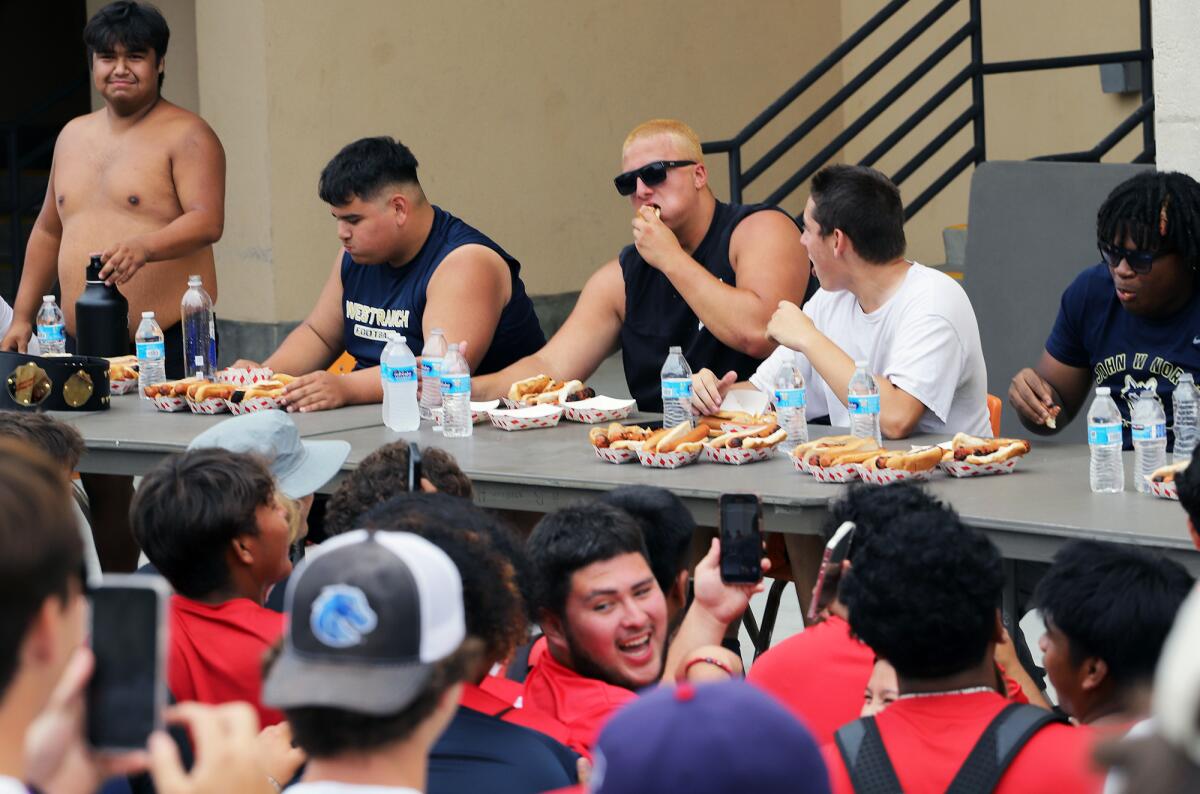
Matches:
[505,636,538,683]
[835,717,904,794]
[945,703,1068,793]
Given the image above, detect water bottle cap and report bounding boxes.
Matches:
[187,275,202,286]
[854,360,868,368]
[1181,373,1195,384]
[393,334,405,343]
[1096,386,1111,396]
[42,295,56,302]
[430,328,445,336]
[447,343,459,351]
[668,345,682,354]
[142,311,156,318]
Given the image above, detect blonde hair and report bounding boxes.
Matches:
[622,119,704,163]
[279,494,306,545]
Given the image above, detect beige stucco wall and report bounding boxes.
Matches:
[1152,0,1200,178]
[195,0,843,322]
[839,0,1145,267]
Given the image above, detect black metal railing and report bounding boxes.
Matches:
[703,0,1154,220]
[1,77,90,300]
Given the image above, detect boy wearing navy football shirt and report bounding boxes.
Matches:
[1010,171,1200,448]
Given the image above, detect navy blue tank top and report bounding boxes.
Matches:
[618,201,808,412]
[340,206,545,375]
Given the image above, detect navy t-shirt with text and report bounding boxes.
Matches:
[1045,262,1200,449]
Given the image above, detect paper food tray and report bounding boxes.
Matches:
[637,448,702,469]
[109,378,139,395]
[488,404,564,431]
[216,366,276,386]
[186,397,229,415]
[703,445,777,465]
[807,463,861,483]
[594,446,638,464]
[1147,479,1180,500]
[562,396,636,424]
[151,395,187,412]
[857,466,935,486]
[433,400,498,426]
[940,458,1021,478]
[226,395,286,414]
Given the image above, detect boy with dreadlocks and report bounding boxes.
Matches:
[1010,170,1200,448]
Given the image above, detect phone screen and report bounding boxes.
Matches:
[87,580,166,750]
[719,494,763,584]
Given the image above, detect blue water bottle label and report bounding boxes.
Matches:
[441,373,470,395]
[774,388,806,409]
[848,394,880,415]
[37,323,65,342]
[661,378,693,400]
[420,358,442,378]
[136,341,165,361]
[1131,422,1166,441]
[382,364,416,384]
[1087,422,1121,446]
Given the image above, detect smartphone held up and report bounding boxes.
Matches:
[718,493,764,584]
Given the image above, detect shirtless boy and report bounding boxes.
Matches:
[1,0,225,372]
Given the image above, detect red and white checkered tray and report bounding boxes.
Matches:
[1147,479,1180,500]
[703,445,777,465]
[433,400,498,426]
[488,404,564,431]
[226,395,286,415]
[562,396,636,424]
[215,367,276,386]
[637,448,702,469]
[186,396,229,415]
[594,446,639,464]
[110,378,139,395]
[152,394,187,412]
[803,462,862,483]
[857,465,935,486]
[940,458,1021,478]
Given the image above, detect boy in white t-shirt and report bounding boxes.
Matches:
[693,164,990,439]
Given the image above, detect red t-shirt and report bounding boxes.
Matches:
[168,595,284,727]
[821,692,1104,794]
[522,637,636,753]
[460,681,580,756]
[746,615,875,744]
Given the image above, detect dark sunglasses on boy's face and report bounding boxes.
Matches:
[1098,240,1169,275]
[613,160,696,196]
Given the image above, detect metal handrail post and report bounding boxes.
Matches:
[969,0,985,164]
[1139,0,1154,154]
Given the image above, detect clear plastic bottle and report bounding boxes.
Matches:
[35,295,66,355]
[1087,386,1125,493]
[1132,392,1167,494]
[847,360,882,447]
[660,346,694,429]
[419,328,448,420]
[772,352,808,450]
[180,275,216,379]
[440,343,472,438]
[135,311,166,397]
[1172,373,1199,464]
[381,333,420,432]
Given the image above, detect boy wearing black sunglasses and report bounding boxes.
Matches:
[1010,171,1200,448]
[471,119,812,411]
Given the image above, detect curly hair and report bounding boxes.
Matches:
[840,507,1003,680]
[324,443,472,537]
[1034,539,1194,689]
[1097,170,1200,272]
[359,494,527,665]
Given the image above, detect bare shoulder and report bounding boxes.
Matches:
[55,109,105,146]
[579,258,625,314]
[155,102,223,149]
[730,208,803,248]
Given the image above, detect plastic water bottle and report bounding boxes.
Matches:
[848,360,882,447]
[135,311,166,396]
[419,328,448,420]
[772,353,808,450]
[35,295,66,354]
[1172,373,1199,464]
[660,346,693,429]
[440,343,472,438]
[181,275,216,379]
[381,333,419,431]
[1087,386,1125,493]
[1132,392,1167,494]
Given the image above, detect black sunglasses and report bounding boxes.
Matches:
[407,441,422,493]
[1098,240,1168,275]
[613,160,696,196]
